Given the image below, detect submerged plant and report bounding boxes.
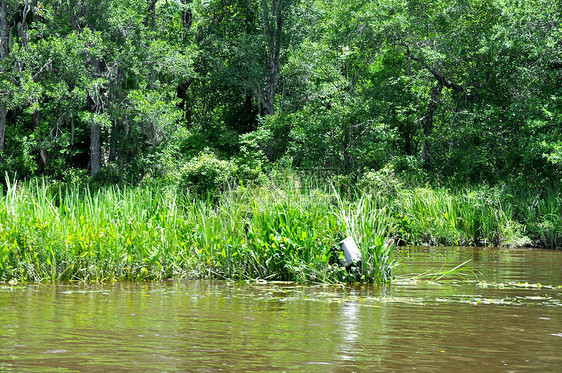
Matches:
[399,259,480,282]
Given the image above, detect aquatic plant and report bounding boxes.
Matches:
[516,187,562,249]
[391,187,531,247]
[1,172,560,284]
[333,192,396,282]
[399,259,480,282]
[0,175,397,283]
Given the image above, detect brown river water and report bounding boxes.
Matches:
[1,247,561,372]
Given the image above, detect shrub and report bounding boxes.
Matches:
[233,132,268,183]
[179,148,235,194]
[360,164,401,197]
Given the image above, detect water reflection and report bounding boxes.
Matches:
[339,301,360,361]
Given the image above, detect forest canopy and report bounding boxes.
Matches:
[0,0,561,188]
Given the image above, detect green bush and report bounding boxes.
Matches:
[179,149,235,194]
[233,132,268,183]
[360,164,401,197]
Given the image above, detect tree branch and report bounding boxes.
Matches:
[397,41,469,94]
[32,58,52,81]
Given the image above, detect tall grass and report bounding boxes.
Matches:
[0,176,395,283]
[513,186,562,249]
[1,174,560,284]
[391,187,530,247]
[334,192,396,282]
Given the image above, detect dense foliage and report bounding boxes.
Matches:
[0,0,560,188]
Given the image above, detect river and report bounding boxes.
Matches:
[1,247,561,372]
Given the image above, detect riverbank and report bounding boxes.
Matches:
[0,174,560,283]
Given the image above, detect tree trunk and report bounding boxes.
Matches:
[17,2,30,51]
[0,2,8,154]
[33,110,49,168]
[0,2,7,61]
[182,0,193,31]
[69,115,75,160]
[262,0,283,116]
[148,0,156,91]
[343,124,351,174]
[177,78,193,123]
[0,109,6,155]
[244,94,257,132]
[88,50,106,177]
[420,82,443,167]
[109,119,118,162]
[90,123,101,177]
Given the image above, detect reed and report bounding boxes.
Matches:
[1,174,560,284]
[390,187,530,247]
[399,259,480,282]
[0,175,396,283]
[514,186,562,248]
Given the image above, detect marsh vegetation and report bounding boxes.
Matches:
[1,172,560,283]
